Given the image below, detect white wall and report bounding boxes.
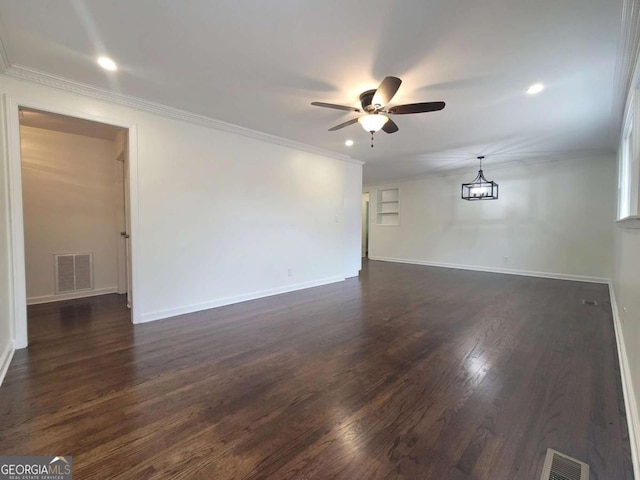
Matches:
[20,126,119,302]
[139,131,347,322]
[0,74,363,342]
[614,226,640,393]
[0,92,14,383]
[365,154,615,280]
[611,17,640,471]
[343,161,363,278]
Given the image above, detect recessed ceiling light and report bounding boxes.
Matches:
[345,139,354,147]
[526,83,544,95]
[97,56,117,71]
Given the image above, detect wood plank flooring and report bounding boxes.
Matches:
[0,260,633,479]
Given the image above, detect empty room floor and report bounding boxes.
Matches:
[0,260,633,479]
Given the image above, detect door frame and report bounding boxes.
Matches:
[361,192,370,258]
[3,94,141,348]
[115,151,128,296]
[114,147,132,309]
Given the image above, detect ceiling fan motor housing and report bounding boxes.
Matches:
[360,90,378,112]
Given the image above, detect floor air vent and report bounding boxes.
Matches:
[581,299,598,306]
[540,449,589,480]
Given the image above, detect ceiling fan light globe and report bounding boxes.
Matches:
[358,114,389,133]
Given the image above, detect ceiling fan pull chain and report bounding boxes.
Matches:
[371,131,374,148]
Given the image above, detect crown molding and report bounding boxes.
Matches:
[612,0,640,142]
[0,32,9,73]
[2,64,364,166]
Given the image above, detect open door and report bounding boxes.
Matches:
[124,146,132,309]
[115,131,132,308]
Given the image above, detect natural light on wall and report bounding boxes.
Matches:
[618,91,639,222]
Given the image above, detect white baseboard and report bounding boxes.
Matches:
[136,275,346,324]
[368,256,609,284]
[0,340,15,388]
[27,286,119,305]
[609,282,640,479]
[344,269,360,279]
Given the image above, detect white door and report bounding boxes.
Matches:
[123,142,132,308]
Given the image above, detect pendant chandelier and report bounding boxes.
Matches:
[461,156,498,201]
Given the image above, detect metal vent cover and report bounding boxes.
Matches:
[581,299,598,306]
[540,449,589,480]
[55,253,94,294]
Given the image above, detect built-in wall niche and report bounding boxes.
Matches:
[376,188,400,225]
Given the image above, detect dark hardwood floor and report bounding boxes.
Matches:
[0,260,633,479]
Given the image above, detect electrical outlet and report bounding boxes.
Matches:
[503,256,509,264]
[287,268,293,277]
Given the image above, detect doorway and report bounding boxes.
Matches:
[4,96,139,348]
[362,192,370,258]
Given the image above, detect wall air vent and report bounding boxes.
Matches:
[55,253,93,294]
[540,448,589,480]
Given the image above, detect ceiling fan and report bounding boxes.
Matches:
[311,76,445,147]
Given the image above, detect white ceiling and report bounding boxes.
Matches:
[19,107,124,140]
[0,0,624,183]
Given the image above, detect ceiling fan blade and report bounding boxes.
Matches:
[311,102,361,113]
[382,119,399,134]
[388,101,446,115]
[372,76,402,107]
[328,118,359,131]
